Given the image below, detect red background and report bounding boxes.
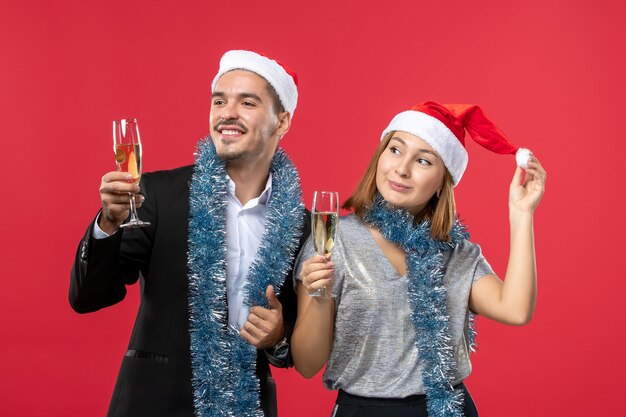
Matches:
[2,1,625,416]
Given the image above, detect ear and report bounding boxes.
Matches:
[275,111,291,140]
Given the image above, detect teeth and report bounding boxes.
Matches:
[221,129,242,135]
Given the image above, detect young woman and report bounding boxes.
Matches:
[291,101,546,417]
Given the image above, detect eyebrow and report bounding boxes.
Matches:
[211,91,264,102]
[390,137,439,156]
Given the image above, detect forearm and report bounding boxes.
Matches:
[501,210,537,324]
[471,159,545,325]
[69,212,147,313]
[291,285,335,378]
[69,224,129,313]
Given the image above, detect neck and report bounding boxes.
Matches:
[226,157,272,206]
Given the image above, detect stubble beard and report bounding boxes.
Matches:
[215,134,274,164]
[212,113,280,163]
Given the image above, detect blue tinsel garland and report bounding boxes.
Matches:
[363,195,470,417]
[187,139,304,417]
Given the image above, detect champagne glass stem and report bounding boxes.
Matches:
[128,192,139,222]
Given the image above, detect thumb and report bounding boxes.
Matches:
[266,285,281,310]
[510,166,524,188]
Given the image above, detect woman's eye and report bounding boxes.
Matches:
[389,146,400,154]
[417,158,432,166]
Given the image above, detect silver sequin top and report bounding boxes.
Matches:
[295,214,494,398]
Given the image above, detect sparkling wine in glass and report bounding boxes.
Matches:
[310,191,339,298]
[113,118,150,228]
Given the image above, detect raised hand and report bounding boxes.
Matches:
[98,171,144,234]
[509,156,546,215]
[299,255,334,296]
[240,285,284,349]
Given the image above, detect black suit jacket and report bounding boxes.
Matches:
[70,165,308,417]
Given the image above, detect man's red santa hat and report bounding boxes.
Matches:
[381,101,532,186]
[211,50,299,117]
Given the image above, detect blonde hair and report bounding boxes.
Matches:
[343,132,457,241]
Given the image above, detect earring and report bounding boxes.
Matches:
[436,189,442,199]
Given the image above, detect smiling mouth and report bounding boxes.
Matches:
[219,129,243,136]
[215,121,247,137]
[388,180,410,191]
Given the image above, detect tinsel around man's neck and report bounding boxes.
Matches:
[186,138,304,417]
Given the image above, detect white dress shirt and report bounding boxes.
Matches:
[93,173,272,330]
[225,174,272,329]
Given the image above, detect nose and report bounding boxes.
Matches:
[395,157,411,178]
[219,101,239,121]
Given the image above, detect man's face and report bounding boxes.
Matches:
[210,70,284,164]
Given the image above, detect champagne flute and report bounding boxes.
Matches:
[310,191,339,298]
[113,118,150,228]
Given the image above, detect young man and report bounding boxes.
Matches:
[70,50,308,417]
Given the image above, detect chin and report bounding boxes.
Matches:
[381,196,408,210]
[216,148,247,161]
[381,193,425,213]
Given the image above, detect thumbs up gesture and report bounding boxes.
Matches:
[240,285,284,349]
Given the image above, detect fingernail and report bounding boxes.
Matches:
[124,173,133,180]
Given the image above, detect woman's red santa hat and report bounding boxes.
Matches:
[381,101,532,186]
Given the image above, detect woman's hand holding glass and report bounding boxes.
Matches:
[299,255,335,298]
[309,191,339,298]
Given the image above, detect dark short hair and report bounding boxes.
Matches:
[265,82,285,116]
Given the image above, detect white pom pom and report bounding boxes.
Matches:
[516,148,532,169]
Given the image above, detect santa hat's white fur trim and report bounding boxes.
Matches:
[381,110,468,186]
[515,148,532,169]
[211,50,298,117]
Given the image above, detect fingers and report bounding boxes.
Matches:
[265,285,282,311]
[99,171,146,232]
[100,171,140,196]
[511,166,524,187]
[239,325,277,349]
[300,256,334,294]
[246,287,284,346]
[239,325,259,346]
[512,156,547,188]
[241,308,283,349]
[508,155,547,214]
[522,157,547,188]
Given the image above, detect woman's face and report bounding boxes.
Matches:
[376,131,446,214]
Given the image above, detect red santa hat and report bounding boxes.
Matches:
[381,101,532,186]
[211,50,299,117]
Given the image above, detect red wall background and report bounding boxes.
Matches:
[2,1,625,416]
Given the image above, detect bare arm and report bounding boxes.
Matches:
[291,256,335,378]
[469,156,546,326]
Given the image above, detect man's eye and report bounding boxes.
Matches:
[242,101,256,107]
[212,99,225,106]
